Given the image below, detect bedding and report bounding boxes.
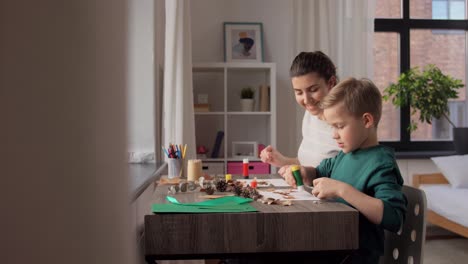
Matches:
[420,184,468,228]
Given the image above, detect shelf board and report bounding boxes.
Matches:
[194,112,224,115]
[193,62,275,70]
[226,158,262,162]
[200,158,225,162]
[195,112,271,115]
[198,158,264,162]
[227,112,271,115]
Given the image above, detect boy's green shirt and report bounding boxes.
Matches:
[316,145,407,261]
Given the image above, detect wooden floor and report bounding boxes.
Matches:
[423,226,468,264]
[424,238,468,264]
[155,226,468,264]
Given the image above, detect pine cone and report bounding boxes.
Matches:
[238,186,262,200]
[232,182,243,196]
[249,187,262,200]
[241,187,251,198]
[215,179,228,192]
[205,185,215,195]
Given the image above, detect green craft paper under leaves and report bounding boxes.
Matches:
[152,196,257,213]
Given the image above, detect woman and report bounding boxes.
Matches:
[261,51,340,178]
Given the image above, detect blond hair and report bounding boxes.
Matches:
[320,77,382,126]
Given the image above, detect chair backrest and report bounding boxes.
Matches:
[381,185,427,264]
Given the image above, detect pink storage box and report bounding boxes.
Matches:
[227,161,270,174]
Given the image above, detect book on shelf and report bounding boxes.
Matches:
[211,131,224,158]
[259,84,270,112]
[194,103,210,112]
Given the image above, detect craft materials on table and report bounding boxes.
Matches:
[151,196,258,213]
[259,188,320,201]
[187,159,203,182]
[225,174,232,181]
[291,165,304,191]
[242,158,249,179]
[162,143,186,159]
[250,177,258,189]
[163,143,187,178]
[153,175,320,213]
[238,178,291,188]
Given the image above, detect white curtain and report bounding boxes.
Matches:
[293,0,376,141]
[293,0,376,79]
[163,0,196,161]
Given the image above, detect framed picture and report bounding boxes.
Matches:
[224,22,263,62]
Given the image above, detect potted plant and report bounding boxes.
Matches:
[240,86,255,111]
[383,64,467,154]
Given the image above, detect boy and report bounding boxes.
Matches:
[284,77,407,264]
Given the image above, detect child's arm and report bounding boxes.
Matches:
[312,167,406,232]
[312,178,383,224]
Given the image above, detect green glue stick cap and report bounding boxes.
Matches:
[290,165,304,189]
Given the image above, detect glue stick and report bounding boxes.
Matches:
[242,158,249,179]
[291,165,304,191]
[225,173,232,181]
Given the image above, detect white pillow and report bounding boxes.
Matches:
[431,155,468,188]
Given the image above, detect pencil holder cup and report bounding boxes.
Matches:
[168,158,182,179]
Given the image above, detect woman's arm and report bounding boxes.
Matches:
[260,145,299,167]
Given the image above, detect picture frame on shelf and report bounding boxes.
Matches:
[232,141,258,158]
[224,22,263,63]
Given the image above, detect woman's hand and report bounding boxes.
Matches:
[260,145,287,167]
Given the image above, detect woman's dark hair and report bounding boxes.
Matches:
[289,51,337,82]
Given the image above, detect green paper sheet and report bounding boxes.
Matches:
[166,195,252,206]
[152,196,258,213]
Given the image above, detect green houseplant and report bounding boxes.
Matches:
[241,86,255,99]
[383,64,467,153]
[240,86,255,111]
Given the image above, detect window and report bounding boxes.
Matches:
[432,0,465,19]
[375,0,467,152]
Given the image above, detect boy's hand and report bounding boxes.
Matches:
[260,145,286,167]
[312,177,350,199]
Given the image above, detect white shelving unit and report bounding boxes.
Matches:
[193,62,276,175]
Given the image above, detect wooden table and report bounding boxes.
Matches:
[144,176,359,262]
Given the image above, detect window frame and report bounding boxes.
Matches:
[375,0,468,152]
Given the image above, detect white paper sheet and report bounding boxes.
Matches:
[238,178,291,188]
[259,189,321,201]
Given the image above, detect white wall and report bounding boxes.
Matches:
[397,159,440,185]
[191,0,299,157]
[127,0,156,162]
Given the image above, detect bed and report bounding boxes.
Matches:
[413,173,468,238]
